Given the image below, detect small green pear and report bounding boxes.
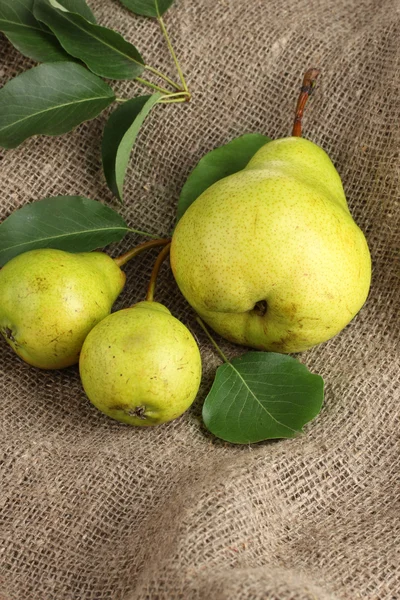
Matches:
[171,137,371,353]
[0,248,125,369]
[79,301,202,426]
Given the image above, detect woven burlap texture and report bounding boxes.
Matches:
[1,0,399,598]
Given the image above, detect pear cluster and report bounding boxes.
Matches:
[0,249,201,426]
[0,139,371,426]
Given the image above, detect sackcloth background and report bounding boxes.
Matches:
[0,0,399,598]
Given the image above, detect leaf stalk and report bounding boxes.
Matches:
[135,77,171,95]
[144,64,182,91]
[157,13,188,92]
[195,317,230,364]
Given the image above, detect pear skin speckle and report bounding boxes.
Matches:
[171,138,371,353]
[0,249,125,369]
[79,302,202,426]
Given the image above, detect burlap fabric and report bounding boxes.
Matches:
[1,0,399,598]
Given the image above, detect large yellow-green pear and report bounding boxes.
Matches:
[0,248,125,369]
[171,137,371,352]
[79,301,202,426]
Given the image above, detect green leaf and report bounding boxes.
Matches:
[177,133,271,221]
[102,93,162,203]
[0,62,115,149]
[33,0,145,80]
[0,196,130,266]
[0,0,69,62]
[203,352,324,444]
[119,0,174,18]
[51,0,96,22]
[0,0,96,63]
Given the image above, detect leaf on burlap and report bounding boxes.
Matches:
[0,196,130,265]
[176,133,271,221]
[50,0,96,22]
[0,0,69,62]
[102,93,162,203]
[0,62,115,149]
[119,0,175,18]
[203,352,324,444]
[33,0,145,80]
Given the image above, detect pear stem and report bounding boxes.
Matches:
[114,238,171,268]
[292,68,321,137]
[146,243,171,302]
[195,317,230,364]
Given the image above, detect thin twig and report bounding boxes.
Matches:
[159,97,188,104]
[158,91,191,104]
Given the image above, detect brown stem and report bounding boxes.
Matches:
[292,68,321,137]
[146,243,171,302]
[114,238,171,268]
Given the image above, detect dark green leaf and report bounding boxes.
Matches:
[34,0,145,80]
[119,0,174,18]
[0,196,130,266]
[177,133,271,221]
[102,93,162,203]
[51,0,96,22]
[0,62,115,149]
[0,0,69,62]
[203,352,324,444]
